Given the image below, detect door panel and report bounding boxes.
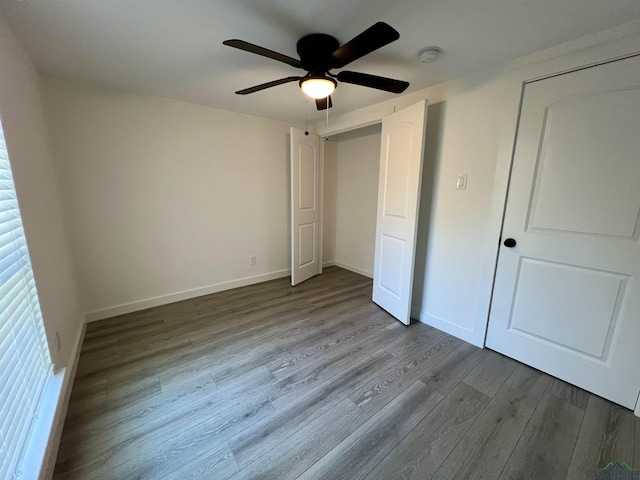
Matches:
[291,128,320,286]
[527,89,640,238]
[382,125,412,218]
[298,144,317,210]
[372,100,428,324]
[298,222,316,267]
[486,55,640,409]
[508,258,627,358]
[378,234,406,297]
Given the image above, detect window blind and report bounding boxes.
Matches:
[0,123,52,479]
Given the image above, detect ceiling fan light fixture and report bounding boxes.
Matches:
[300,76,336,99]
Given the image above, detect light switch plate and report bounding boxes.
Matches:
[456,174,468,190]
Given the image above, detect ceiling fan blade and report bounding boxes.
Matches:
[315,96,333,111]
[336,71,409,93]
[235,76,302,95]
[223,39,304,69]
[331,22,399,68]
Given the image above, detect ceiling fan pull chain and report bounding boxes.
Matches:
[326,102,329,127]
[305,97,309,135]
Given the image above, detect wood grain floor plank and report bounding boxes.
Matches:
[65,378,107,413]
[80,336,118,354]
[55,392,274,479]
[56,267,638,480]
[60,376,163,434]
[267,309,393,380]
[97,403,253,480]
[104,375,163,409]
[565,394,637,479]
[56,373,219,460]
[159,442,239,480]
[60,365,277,465]
[266,327,398,409]
[207,314,391,389]
[420,340,487,396]
[364,382,490,480]
[463,349,518,397]
[156,324,283,389]
[228,348,396,469]
[84,313,164,338]
[383,324,448,360]
[546,377,590,410]
[498,393,584,480]
[306,282,371,307]
[636,418,640,469]
[432,364,551,480]
[78,324,278,407]
[78,318,279,380]
[350,332,459,417]
[228,398,369,480]
[298,380,443,480]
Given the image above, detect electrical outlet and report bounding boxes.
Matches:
[55,331,61,352]
[250,255,257,266]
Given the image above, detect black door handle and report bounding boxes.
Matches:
[503,238,517,248]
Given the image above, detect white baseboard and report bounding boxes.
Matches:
[37,321,85,480]
[412,310,484,347]
[333,261,373,279]
[85,269,291,322]
[322,261,335,268]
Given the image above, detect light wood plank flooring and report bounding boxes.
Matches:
[54,267,640,479]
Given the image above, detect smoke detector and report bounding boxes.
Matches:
[418,47,441,63]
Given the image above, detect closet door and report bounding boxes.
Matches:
[486,55,640,409]
[290,127,321,286]
[372,100,428,324]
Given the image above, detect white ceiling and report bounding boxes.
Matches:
[2,0,640,125]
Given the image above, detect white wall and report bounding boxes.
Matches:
[0,17,83,366]
[42,76,295,320]
[325,125,381,277]
[316,22,640,347]
[0,17,86,479]
[411,77,504,345]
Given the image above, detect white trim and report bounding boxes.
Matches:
[412,310,484,348]
[322,261,335,269]
[85,269,291,322]
[20,321,85,480]
[317,105,390,137]
[318,137,325,275]
[39,322,84,480]
[333,261,373,279]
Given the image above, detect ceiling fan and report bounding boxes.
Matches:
[223,22,409,111]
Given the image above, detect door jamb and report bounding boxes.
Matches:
[318,135,325,274]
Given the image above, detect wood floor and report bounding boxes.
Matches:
[54,267,640,480]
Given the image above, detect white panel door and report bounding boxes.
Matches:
[291,127,320,286]
[372,100,428,324]
[486,55,640,409]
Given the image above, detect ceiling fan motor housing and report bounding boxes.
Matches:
[296,33,341,72]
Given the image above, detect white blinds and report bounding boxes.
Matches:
[0,124,52,479]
